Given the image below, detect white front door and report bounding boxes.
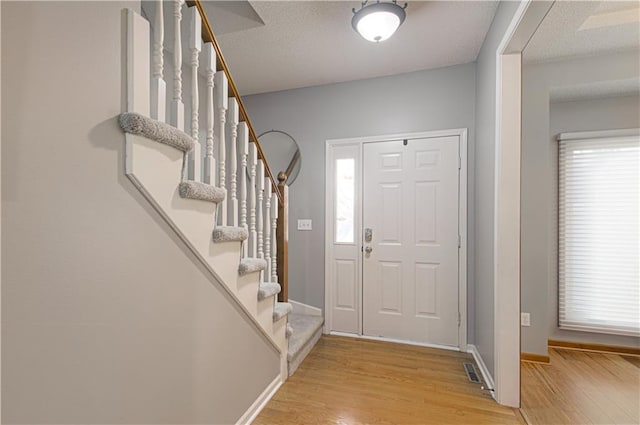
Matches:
[362,136,460,346]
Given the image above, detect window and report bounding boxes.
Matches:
[335,158,355,243]
[558,131,639,336]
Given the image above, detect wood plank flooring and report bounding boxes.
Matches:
[521,347,640,425]
[254,335,524,424]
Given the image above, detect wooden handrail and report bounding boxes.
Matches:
[187,0,282,204]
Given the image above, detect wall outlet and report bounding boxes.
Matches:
[297,219,312,231]
[521,312,531,327]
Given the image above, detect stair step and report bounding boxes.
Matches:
[273,302,293,322]
[212,226,248,243]
[287,313,324,376]
[258,282,281,301]
[286,323,293,338]
[119,112,194,152]
[238,258,267,276]
[178,181,225,203]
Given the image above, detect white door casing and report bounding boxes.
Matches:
[362,137,460,346]
[325,129,467,350]
[493,0,552,407]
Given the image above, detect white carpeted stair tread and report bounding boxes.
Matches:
[286,323,293,338]
[212,226,248,243]
[179,181,225,203]
[238,258,267,276]
[258,282,281,301]
[287,313,324,376]
[273,302,293,322]
[119,112,194,152]
[287,314,324,362]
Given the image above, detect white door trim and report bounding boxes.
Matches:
[325,128,468,351]
[493,0,553,408]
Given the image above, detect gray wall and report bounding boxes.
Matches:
[243,63,477,340]
[1,2,279,423]
[472,0,521,376]
[521,51,640,355]
[547,95,640,348]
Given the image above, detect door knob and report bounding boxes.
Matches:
[365,246,373,254]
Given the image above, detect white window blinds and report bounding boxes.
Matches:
[558,131,640,336]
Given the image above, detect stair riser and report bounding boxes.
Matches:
[236,273,261,316]
[288,327,323,377]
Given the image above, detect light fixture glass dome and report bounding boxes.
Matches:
[352,1,407,43]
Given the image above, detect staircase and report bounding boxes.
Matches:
[121,1,295,381]
[287,313,324,376]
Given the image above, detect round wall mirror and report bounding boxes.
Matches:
[257,130,301,185]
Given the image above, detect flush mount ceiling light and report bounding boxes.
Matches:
[352,0,408,43]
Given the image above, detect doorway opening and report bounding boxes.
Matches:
[324,129,468,351]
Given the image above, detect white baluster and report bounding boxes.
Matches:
[271,191,278,283]
[264,183,272,281]
[249,144,258,258]
[257,159,265,267]
[187,7,201,182]
[150,0,166,122]
[239,123,249,257]
[170,0,185,132]
[215,71,229,225]
[228,98,239,226]
[203,44,216,185]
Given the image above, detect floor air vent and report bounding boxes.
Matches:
[463,363,481,383]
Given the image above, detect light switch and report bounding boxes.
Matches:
[297,219,312,231]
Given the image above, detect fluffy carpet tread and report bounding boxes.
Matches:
[239,258,267,276]
[212,226,248,243]
[179,181,225,203]
[119,112,194,152]
[287,314,324,376]
[258,282,281,301]
[273,302,293,322]
[287,314,325,362]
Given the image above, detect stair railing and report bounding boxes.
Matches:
[143,0,289,301]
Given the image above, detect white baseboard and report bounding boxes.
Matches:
[289,299,322,317]
[237,375,282,425]
[467,344,496,400]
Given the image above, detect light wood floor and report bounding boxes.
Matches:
[521,348,640,425]
[255,335,525,424]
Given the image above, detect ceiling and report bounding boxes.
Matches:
[202,1,499,95]
[524,1,640,63]
[523,1,640,103]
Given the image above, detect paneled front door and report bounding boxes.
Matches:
[362,136,460,346]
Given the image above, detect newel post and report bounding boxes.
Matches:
[277,172,289,302]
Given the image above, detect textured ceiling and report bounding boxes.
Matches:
[524,1,640,64]
[524,1,640,101]
[203,1,498,95]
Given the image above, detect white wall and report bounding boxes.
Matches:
[1,2,279,423]
[472,0,521,377]
[243,63,477,340]
[521,51,640,355]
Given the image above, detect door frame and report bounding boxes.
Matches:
[493,0,554,407]
[324,128,468,351]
